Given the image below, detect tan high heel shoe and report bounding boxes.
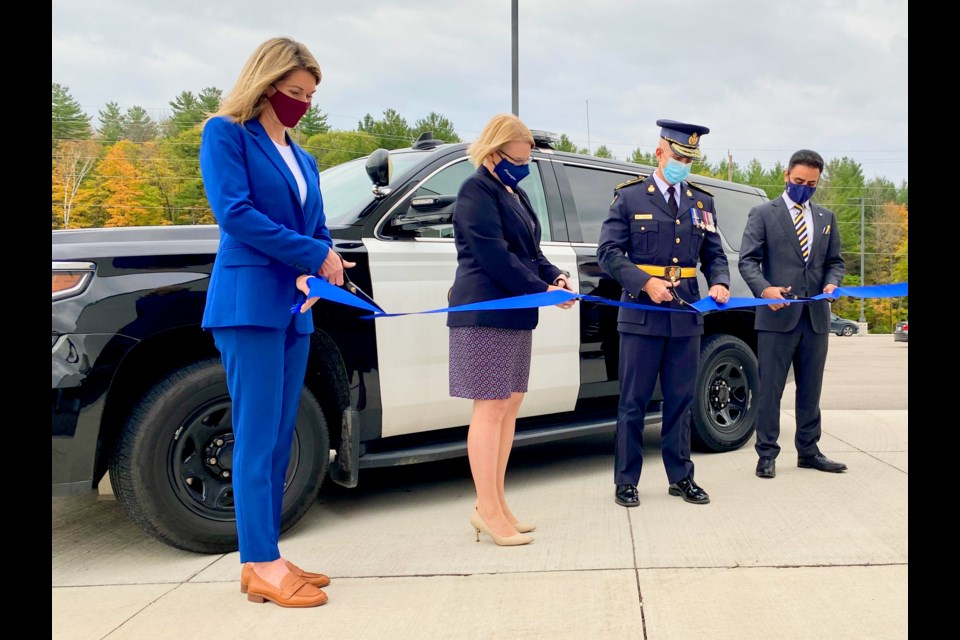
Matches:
[471,510,533,546]
[475,506,536,534]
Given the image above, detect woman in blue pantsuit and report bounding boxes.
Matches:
[199,36,351,608]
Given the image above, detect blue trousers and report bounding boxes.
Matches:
[212,324,310,563]
[614,333,698,486]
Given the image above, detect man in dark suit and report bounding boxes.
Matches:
[597,120,730,507]
[738,149,847,479]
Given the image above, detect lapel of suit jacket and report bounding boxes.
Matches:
[515,187,540,245]
[676,180,698,222]
[647,177,676,218]
[482,168,537,249]
[772,197,804,262]
[807,203,828,261]
[246,119,306,221]
[291,143,320,230]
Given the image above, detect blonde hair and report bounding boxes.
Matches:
[207,37,322,124]
[467,113,535,168]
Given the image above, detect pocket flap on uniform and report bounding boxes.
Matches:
[218,246,271,266]
[631,220,658,234]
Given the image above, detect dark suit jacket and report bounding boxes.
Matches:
[738,196,845,333]
[447,166,563,330]
[199,116,333,334]
[596,175,730,337]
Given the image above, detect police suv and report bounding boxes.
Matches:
[51,132,768,553]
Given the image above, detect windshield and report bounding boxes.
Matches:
[319,151,430,225]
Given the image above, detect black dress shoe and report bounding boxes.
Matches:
[615,484,639,507]
[667,477,710,504]
[798,453,847,473]
[756,457,776,478]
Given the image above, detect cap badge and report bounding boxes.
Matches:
[688,132,698,145]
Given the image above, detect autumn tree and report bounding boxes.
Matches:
[94,140,167,227]
[52,140,100,228]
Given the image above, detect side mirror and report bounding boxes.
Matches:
[365,149,392,197]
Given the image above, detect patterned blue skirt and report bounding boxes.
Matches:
[449,326,533,400]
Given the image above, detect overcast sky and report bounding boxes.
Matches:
[52,0,908,185]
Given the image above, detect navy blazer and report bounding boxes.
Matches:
[738,196,845,333]
[199,116,333,334]
[447,166,563,330]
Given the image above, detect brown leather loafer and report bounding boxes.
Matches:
[285,560,331,588]
[245,570,328,608]
[241,561,331,593]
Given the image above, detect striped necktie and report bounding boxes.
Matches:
[793,203,809,262]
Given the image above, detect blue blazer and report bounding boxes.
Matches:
[447,166,563,330]
[199,116,333,334]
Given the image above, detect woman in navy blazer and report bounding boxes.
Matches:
[448,114,576,546]
[199,36,351,608]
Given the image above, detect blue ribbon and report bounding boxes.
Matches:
[293,278,908,319]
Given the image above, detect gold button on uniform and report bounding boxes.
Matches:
[672,257,679,264]
[676,219,680,225]
[675,237,680,244]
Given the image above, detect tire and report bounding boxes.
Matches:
[109,358,329,554]
[691,334,760,452]
[841,325,855,336]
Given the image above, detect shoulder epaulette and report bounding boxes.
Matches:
[687,181,713,197]
[614,174,649,190]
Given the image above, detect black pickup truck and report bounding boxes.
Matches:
[52,133,768,553]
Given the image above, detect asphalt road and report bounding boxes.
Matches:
[808,334,907,410]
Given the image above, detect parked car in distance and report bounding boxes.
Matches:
[894,320,908,342]
[830,313,859,337]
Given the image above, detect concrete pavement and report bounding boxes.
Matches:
[52,336,908,639]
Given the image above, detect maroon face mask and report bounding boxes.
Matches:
[268,86,310,128]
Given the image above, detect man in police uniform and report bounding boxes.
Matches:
[597,119,730,507]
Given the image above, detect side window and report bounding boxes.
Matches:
[564,165,639,245]
[382,159,551,240]
[704,186,767,252]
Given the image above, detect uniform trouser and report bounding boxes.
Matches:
[754,306,829,459]
[614,333,698,486]
[211,324,310,563]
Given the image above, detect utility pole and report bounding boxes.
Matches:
[586,100,591,154]
[511,0,519,116]
[727,151,733,182]
[858,196,866,323]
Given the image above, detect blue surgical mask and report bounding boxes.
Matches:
[662,157,692,185]
[785,181,817,205]
[493,158,530,189]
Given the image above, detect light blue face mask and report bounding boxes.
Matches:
[663,157,692,185]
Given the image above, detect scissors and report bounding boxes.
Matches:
[341,272,386,314]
